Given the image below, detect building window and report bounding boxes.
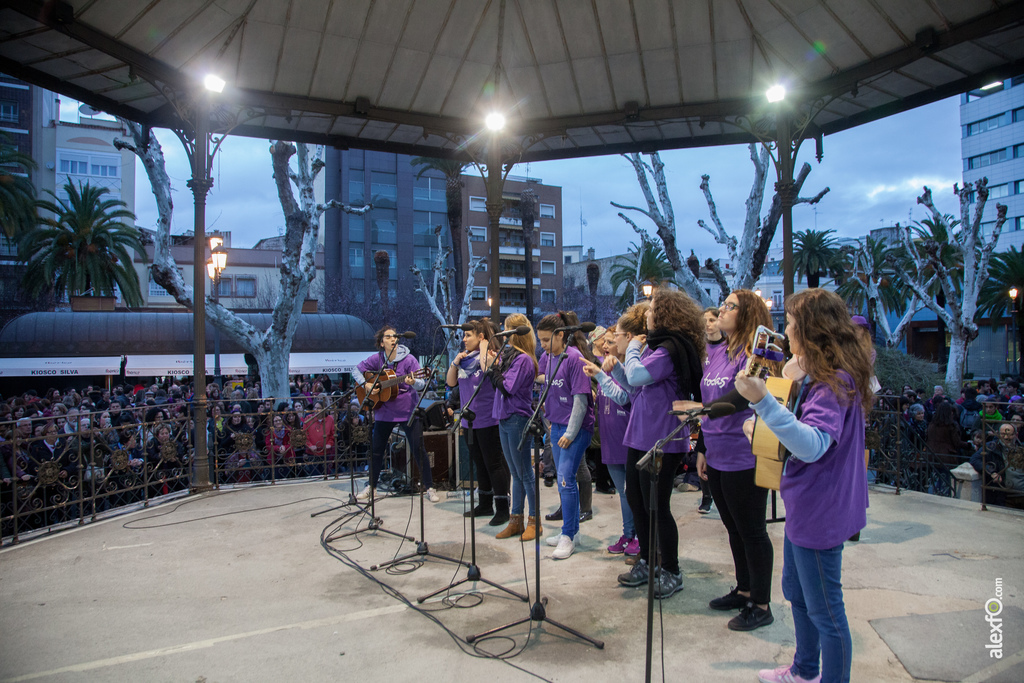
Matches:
[540,232,555,247]
[967,148,1008,170]
[472,287,487,300]
[964,113,1006,137]
[413,210,447,246]
[469,226,487,242]
[1014,107,1024,123]
[539,204,555,218]
[475,261,487,271]
[235,277,256,298]
[414,246,439,271]
[1015,143,1024,159]
[981,221,995,236]
[349,246,365,278]
[541,260,556,275]
[564,255,572,264]
[370,171,397,208]
[90,163,118,177]
[413,175,446,204]
[371,208,397,244]
[1016,180,1024,195]
[348,215,365,242]
[59,155,89,175]
[216,277,232,298]
[348,169,365,204]
[0,101,17,123]
[1014,217,1022,232]
[541,289,556,303]
[989,184,1010,200]
[469,196,487,212]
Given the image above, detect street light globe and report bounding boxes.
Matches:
[203,74,226,93]
[641,282,655,298]
[212,249,227,271]
[766,84,786,103]
[765,299,773,309]
[1011,286,1019,300]
[209,236,224,250]
[754,289,762,298]
[206,262,217,280]
[485,112,506,131]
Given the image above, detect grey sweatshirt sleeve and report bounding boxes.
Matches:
[563,393,589,443]
[750,393,832,462]
[623,340,654,386]
[596,372,631,406]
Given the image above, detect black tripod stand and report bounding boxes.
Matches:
[466,348,604,649]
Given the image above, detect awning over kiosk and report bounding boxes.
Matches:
[125,354,249,377]
[0,356,123,377]
[288,352,364,375]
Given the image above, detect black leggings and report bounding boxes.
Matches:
[706,464,773,604]
[467,424,510,498]
[371,417,432,489]
[626,447,683,574]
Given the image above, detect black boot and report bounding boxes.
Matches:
[489,495,510,526]
[464,491,494,518]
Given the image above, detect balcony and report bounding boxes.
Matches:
[498,276,541,286]
[499,245,525,256]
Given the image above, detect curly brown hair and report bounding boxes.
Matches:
[727,290,781,375]
[373,325,396,348]
[786,288,875,415]
[649,289,706,365]
[616,301,650,336]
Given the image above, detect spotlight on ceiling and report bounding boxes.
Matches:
[980,81,1003,91]
[485,112,506,131]
[766,84,786,103]
[203,74,226,93]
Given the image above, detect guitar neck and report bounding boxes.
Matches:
[374,371,423,390]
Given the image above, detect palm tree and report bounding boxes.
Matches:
[609,240,674,311]
[977,246,1024,372]
[0,137,38,240]
[410,157,470,311]
[19,180,145,306]
[835,236,909,316]
[793,228,839,288]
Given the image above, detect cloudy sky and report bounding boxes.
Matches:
[111,95,965,260]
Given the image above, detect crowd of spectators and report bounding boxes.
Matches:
[875,378,1024,504]
[0,376,378,536]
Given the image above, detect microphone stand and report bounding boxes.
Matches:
[419,335,527,603]
[468,344,604,649]
[371,338,468,573]
[309,387,368,519]
[326,350,415,544]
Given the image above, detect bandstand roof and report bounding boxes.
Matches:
[1,0,1022,161]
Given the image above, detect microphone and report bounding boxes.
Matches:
[668,402,737,419]
[400,331,416,339]
[554,322,597,334]
[494,325,531,338]
[439,323,473,330]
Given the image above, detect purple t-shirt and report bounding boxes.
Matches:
[597,383,630,466]
[701,341,756,471]
[781,372,869,550]
[540,347,595,433]
[623,347,690,453]
[456,351,498,429]
[356,350,420,423]
[492,352,536,421]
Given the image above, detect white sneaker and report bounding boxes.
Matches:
[355,485,372,502]
[551,534,576,560]
[545,533,562,547]
[425,488,440,503]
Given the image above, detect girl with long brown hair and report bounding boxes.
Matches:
[735,288,871,683]
[677,289,780,631]
[614,290,704,599]
[484,313,541,541]
[446,319,511,526]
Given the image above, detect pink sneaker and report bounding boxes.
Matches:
[624,537,640,556]
[757,665,820,683]
[607,535,631,554]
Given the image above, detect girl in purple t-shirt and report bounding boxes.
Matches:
[445,319,511,527]
[735,289,873,683]
[536,312,596,560]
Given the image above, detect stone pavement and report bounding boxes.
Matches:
[0,479,1020,682]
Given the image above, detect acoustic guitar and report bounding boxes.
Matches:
[355,368,430,409]
[741,325,799,491]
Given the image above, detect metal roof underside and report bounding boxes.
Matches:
[1,0,1023,162]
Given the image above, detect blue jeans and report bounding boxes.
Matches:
[498,414,536,517]
[782,535,852,683]
[606,464,635,538]
[550,422,592,538]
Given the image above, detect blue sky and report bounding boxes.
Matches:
[122,95,965,260]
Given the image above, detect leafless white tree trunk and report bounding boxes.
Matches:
[115,123,368,399]
[410,225,485,359]
[613,147,828,304]
[898,181,1007,386]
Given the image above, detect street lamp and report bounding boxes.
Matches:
[641,282,655,299]
[207,238,228,387]
[1011,286,1020,376]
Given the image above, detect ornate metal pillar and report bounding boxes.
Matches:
[486,133,504,321]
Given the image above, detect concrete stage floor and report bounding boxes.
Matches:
[0,479,1021,683]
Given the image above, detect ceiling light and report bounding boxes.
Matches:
[485,112,506,131]
[766,84,786,103]
[980,81,1003,90]
[204,74,226,93]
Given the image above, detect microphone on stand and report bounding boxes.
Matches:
[494,325,531,338]
[553,322,597,334]
[439,323,473,330]
[636,403,736,473]
[669,402,737,421]
[400,331,417,339]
